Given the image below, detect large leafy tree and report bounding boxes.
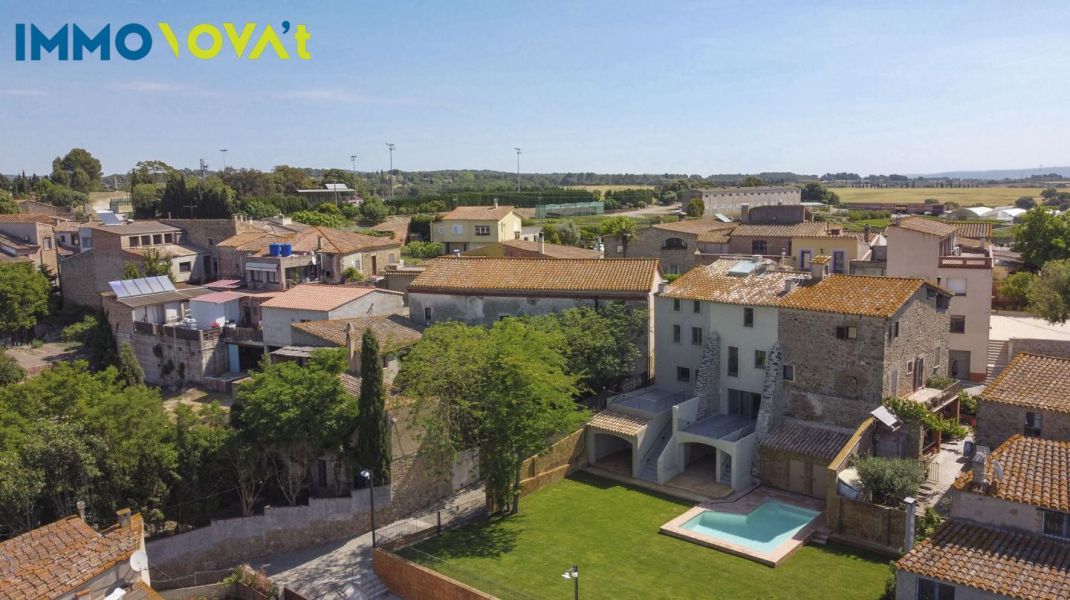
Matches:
[356,330,391,483]
[233,349,359,505]
[169,403,233,527]
[0,190,18,214]
[159,173,236,219]
[0,350,25,386]
[1029,259,1070,324]
[51,148,102,192]
[222,168,277,199]
[600,216,638,257]
[1012,207,1070,270]
[0,262,51,337]
[397,319,583,513]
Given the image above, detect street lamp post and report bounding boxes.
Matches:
[514,147,522,192]
[562,565,579,599]
[219,148,228,172]
[385,143,395,201]
[360,469,377,547]
[350,154,358,197]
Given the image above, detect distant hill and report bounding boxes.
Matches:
[917,167,1070,180]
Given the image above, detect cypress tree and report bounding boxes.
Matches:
[356,329,391,483]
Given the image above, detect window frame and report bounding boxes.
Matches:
[836,325,858,340]
[949,315,966,334]
[727,346,739,377]
[673,324,681,343]
[782,364,795,381]
[676,366,691,382]
[755,350,767,369]
[1025,411,1043,437]
[1043,510,1070,540]
[691,326,703,346]
[474,225,491,236]
[743,307,754,328]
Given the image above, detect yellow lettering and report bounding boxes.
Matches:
[223,22,256,58]
[249,24,290,60]
[157,23,180,57]
[295,24,311,60]
[188,24,223,60]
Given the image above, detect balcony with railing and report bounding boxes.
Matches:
[222,325,264,344]
[938,255,992,269]
[133,321,223,342]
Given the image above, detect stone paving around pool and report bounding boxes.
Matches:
[659,486,828,567]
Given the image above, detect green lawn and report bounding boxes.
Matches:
[403,473,891,599]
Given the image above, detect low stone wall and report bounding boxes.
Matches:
[830,496,908,554]
[519,428,587,496]
[147,486,390,579]
[373,548,494,600]
[1007,338,1070,360]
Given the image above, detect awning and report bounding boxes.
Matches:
[245,262,277,271]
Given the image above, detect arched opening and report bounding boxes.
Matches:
[662,237,688,250]
[592,432,634,476]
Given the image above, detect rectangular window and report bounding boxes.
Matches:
[783,365,795,381]
[129,236,140,247]
[744,307,754,327]
[451,224,463,235]
[947,278,967,296]
[178,262,192,273]
[673,324,681,343]
[693,300,701,314]
[835,325,857,340]
[950,316,966,334]
[673,298,680,312]
[691,327,702,345]
[317,459,328,488]
[728,346,739,377]
[728,389,762,419]
[43,237,52,249]
[676,366,691,382]
[1043,510,1070,540]
[424,307,433,322]
[752,240,768,255]
[266,270,278,283]
[799,250,812,270]
[475,225,491,236]
[164,233,174,243]
[1025,412,1043,437]
[755,350,767,369]
[916,578,956,600]
[832,250,846,274]
[141,235,151,246]
[152,234,163,245]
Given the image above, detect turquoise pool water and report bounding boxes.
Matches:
[680,501,819,554]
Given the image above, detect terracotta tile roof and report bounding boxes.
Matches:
[810,255,830,265]
[217,231,270,248]
[0,513,143,599]
[661,259,807,306]
[954,435,1070,512]
[956,236,986,251]
[190,291,247,304]
[588,410,651,436]
[896,520,1070,600]
[497,239,602,259]
[339,372,362,396]
[893,217,958,237]
[762,420,851,461]
[292,314,424,353]
[441,205,517,221]
[697,228,735,244]
[777,275,928,318]
[408,257,660,297]
[731,222,828,237]
[261,284,389,311]
[652,219,736,235]
[952,221,993,239]
[0,213,66,224]
[981,353,1070,414]
[217,227,400,255]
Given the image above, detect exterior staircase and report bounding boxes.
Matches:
[808,529,831,546]
[985,340,1010,383]
[334,555,390,600]
[637,423,673,482]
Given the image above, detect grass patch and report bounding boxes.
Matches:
[403,473,890,599]
[834,186,1047,207]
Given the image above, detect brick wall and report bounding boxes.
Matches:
[373,548,494,600]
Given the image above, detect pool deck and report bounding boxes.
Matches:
[658,487,827,567]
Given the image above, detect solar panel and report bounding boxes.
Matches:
[96,210,124,225]
[727,261,757,277]
[107,275,176,298]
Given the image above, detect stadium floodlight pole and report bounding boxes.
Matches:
[385,143,396,201]
[514,147,522,192]
[219,149,228,172]
[350,154,358,189]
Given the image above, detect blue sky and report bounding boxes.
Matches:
[1,1,1068,176]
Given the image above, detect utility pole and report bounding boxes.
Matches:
[219,148,228,173]
[514,147,522,192]
[385,143,395,201]
[350,155,359,203]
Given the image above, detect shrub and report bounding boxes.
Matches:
[883,396,967,439]
[855,456,925,506]
[924,375,956,390]
[341,266,364,283]
[916,506,943,542]
[405,241,444,260]
[999,271,1035,308]
[62,315,99,343]
[957,390,977,416]
[686,198,704,218]
[0,350,25,386]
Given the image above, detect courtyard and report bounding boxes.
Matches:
[402,472,890,599]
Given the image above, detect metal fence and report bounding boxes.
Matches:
[401,547,546,600]
[150,566,233,591]
[376,495,487,549]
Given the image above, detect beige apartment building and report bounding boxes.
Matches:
[431,203,523,253]
[885,217,992,381]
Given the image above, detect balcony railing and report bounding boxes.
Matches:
[222,326,263,343]
[132,321,222,342]
[938,256,992,269]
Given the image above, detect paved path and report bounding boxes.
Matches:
[261,487,485,599]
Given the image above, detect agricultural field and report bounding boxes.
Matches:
[566,184,656,194]
[833,186,1049,207]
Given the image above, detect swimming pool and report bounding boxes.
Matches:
[679,500,820,554]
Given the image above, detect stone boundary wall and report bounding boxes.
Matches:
[1007,338,1070,361]
[519,428,587,496]
[373,548,495,600]
[147,486,390,579]
[831,496,907,555]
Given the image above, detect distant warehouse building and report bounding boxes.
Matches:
[679,186,801,218]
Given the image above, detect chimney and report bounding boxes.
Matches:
[657,281,668,294]
[76,500,86,521]
[515,231,521,239]
[344,322,360,372]
[493,198,499,208]
[972,447,989,491]
[116,508,132,529]
[539,233,545,254]
[593,236,605,258]
[903,497,917,552]
[783,279,796,294]
[740,203,750,222]
[810,256,829,282]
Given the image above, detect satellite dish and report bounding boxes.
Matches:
[128,550,149,572]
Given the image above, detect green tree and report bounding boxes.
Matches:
[855,456,925,506]
[356,330,391,483]
[43,184,87,208]
[272,165,313,194]
[0,190,18,214]
[140,248,173,279]
[1015,196,1036,210]
[1041,187,1059,203]
[686,198,705,218]
[233,350,359,505]
[999,271,1036,308]
[1012,208,1070,270]
[397,320,583,513]
[556,220,581,246]
[0,350,25,386]
[122,262,141,280]
[129,160,175,186]
[404,241,444,259]
[541,224,562,244]
[0,262,51,337]
[529,304,646,394]
[740,175,764,187]
[169,403,232,527]
[117,342,144,386]
[51,148,102,193]
[600,216,638,257]
[290,210,346,228]
[1028,259,1070,324]
[130,183,163,218]
[0,453,44,536]
[159,173,236,219]
[357,197,389,225]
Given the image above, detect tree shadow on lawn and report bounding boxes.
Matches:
[411,514,523,559]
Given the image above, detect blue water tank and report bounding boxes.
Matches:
[268,243,281,257]
[280,243,293,257]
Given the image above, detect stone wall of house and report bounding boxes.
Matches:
[831,496,908,554]
[374,548,494,600]
[727,235,792,256]
[602,228,699,274]
[1006,338,1070,361]
[895,572,1005,600]
[949,487,1040,535]
[160,218,241,249]
[519,428,588,495]
[744,204,807,224]
[60,249,137,308]
[882,291,951,396]
[975,401,1070,449]
[758,446,826,498]
[131,328,229,388]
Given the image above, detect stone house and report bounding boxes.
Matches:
[260,284,406,348]
[0,213,63,274]
[975,352,1070,448]
[290,314,424,384]
[895,435,1070,600]
[431,203,523,253]
[0,509,160,599]
[462,237,602,259]
[677,186,801,219]
[885,216,993,381]
[601,219,737,274]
